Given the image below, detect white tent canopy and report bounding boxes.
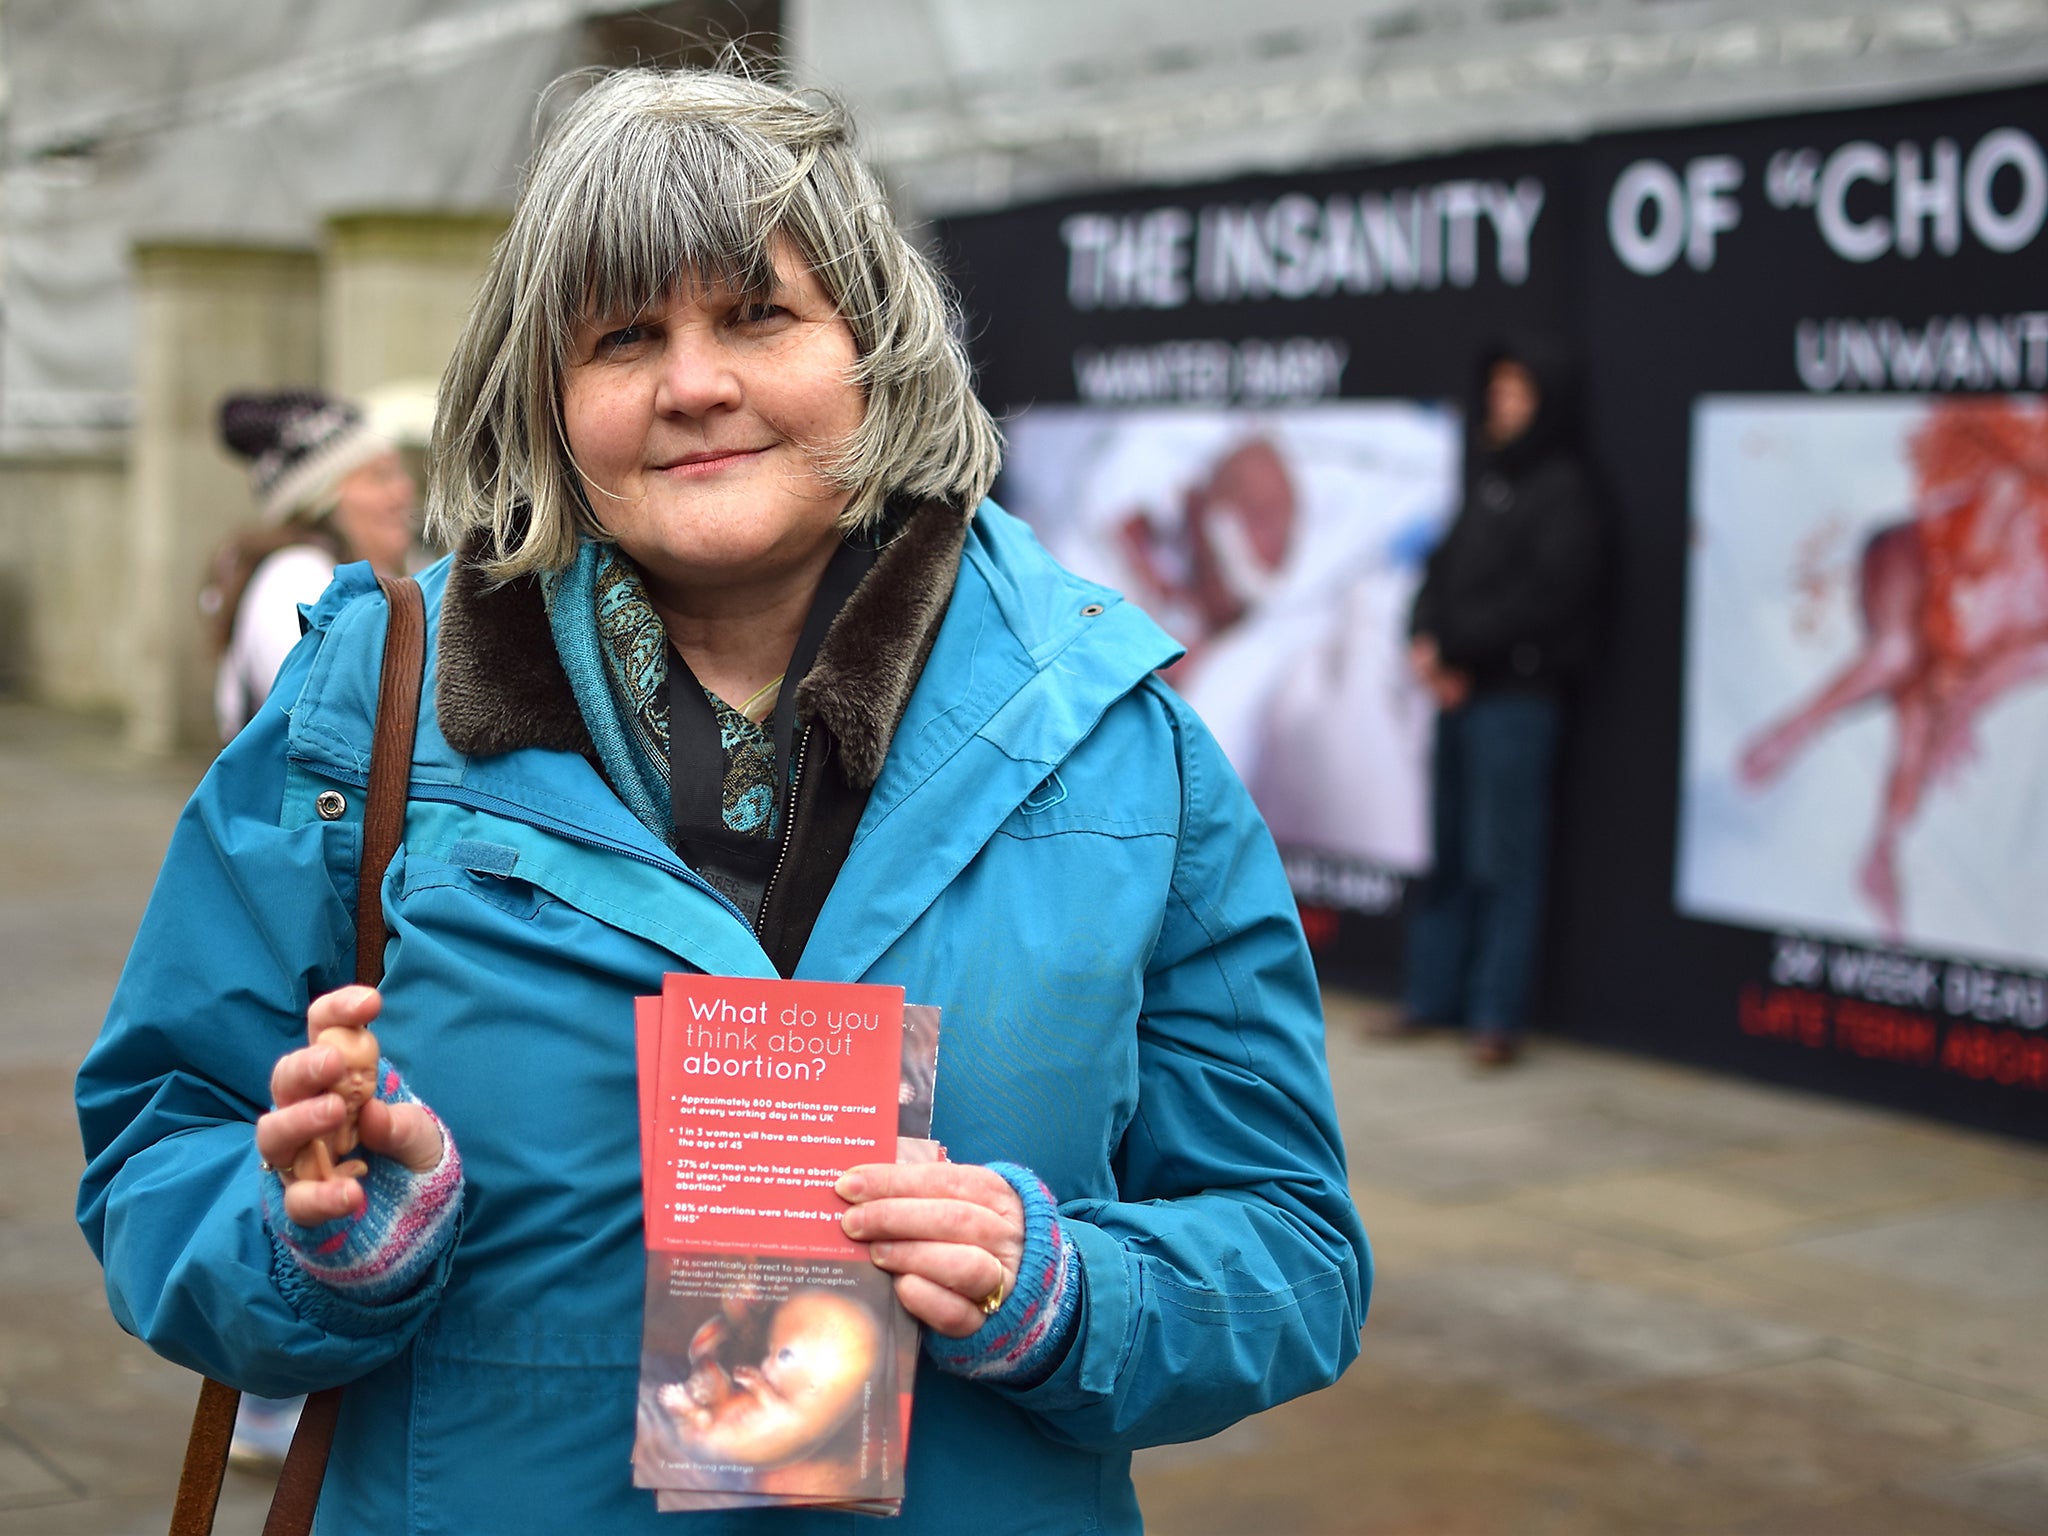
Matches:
[7,0,2045,452]
[790,0,2048,216]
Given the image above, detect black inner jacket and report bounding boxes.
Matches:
[1408,335,1606,692]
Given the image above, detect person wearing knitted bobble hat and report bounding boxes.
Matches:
[206,389,416,740]
[78,64,1367,1534]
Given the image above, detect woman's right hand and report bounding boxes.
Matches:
[256,986,444,1226]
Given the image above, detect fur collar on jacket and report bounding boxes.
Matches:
[436,500,968,789]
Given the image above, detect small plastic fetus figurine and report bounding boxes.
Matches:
[657,1288,881,1466]
[290,1024,380,1183]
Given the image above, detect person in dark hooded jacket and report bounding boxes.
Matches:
[1403,338,1603,1065]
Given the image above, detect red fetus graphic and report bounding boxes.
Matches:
[1116,436,1298,674]
[1739,397,2048,936]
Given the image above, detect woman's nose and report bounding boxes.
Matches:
[655,329,742,416]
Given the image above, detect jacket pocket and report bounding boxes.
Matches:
[405,1319,661,1536]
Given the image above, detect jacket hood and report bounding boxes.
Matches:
[1470,332,1579,472]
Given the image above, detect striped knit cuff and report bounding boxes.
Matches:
[262,1059,463,1311]
[922,1162,1081,1389]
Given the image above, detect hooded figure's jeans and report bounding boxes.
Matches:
[1402,690,1563,1039]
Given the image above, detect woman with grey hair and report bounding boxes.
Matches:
[79,66,1368,1533]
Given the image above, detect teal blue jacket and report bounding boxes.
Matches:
[78,502,1369,1534]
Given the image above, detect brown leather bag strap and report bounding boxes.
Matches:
[260,1386,345,1536]
[355,574,427,989]
[169,575,426,1536]
[168,1377,238,1536]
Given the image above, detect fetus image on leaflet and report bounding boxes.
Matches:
[657,1288,881,1467]
[290,1025,380,1183]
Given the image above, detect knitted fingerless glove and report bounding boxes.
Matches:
[261,1058,463,1317]
[922,1162,1081,1389]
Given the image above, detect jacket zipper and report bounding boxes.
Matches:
[756,724,810,936]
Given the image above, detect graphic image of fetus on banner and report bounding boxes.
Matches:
[1677,394,2048,967]
[1003,403,1459,882]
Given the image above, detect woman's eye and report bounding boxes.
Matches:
[775,1346,797,1365]
[599,323,651,351]
[733,301,789,328]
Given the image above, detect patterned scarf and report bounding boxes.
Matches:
[539,539,776,851]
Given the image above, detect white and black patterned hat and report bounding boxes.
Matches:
[218,389,393,524]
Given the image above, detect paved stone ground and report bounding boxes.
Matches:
[3,698,2046,1535]
[1135,1001,2048,1534]
[0,704,278,1535]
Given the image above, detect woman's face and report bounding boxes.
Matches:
[561,243,865,614]
[329,449,417,577]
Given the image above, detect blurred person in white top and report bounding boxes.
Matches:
[205,389,416,741]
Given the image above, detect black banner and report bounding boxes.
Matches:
[1561,83,2048,1140]
[937,82,2048,1140]
[945,143,1576,409]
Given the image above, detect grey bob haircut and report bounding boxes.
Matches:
[428,66,1003,578]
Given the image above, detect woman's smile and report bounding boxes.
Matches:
[655,446,769,474]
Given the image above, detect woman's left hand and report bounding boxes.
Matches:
[836,1162,1025,1337]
